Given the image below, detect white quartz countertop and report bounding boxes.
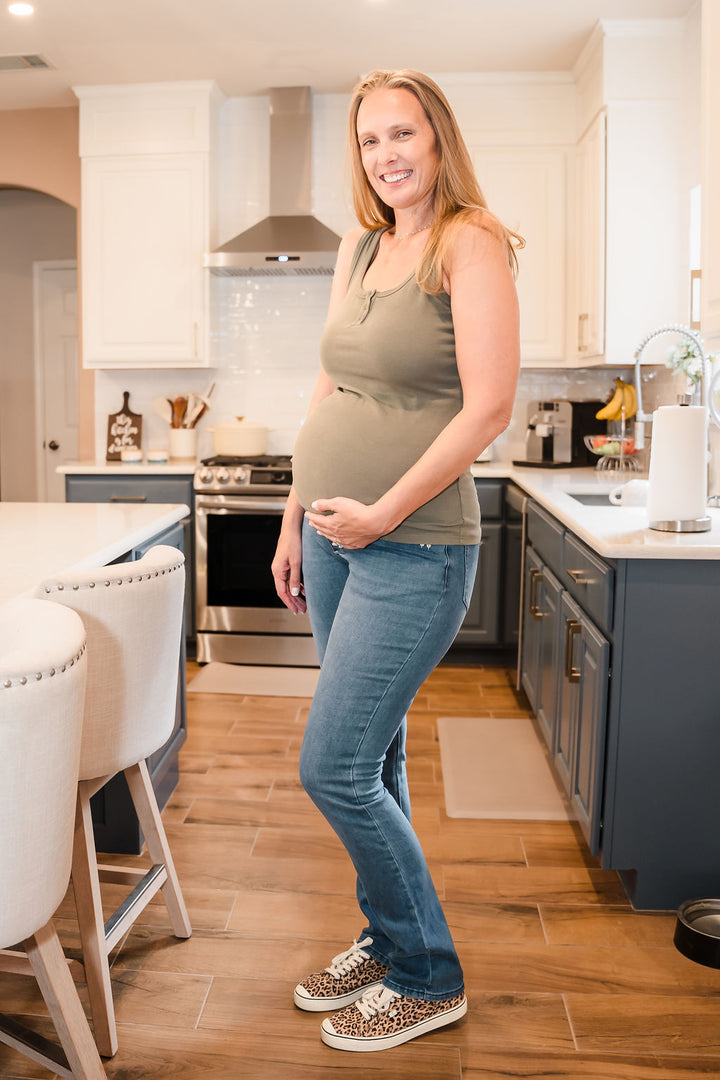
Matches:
[471,462,720,560]
[57,460,720,561]
[0,502,189,605]
[59,462,194,475]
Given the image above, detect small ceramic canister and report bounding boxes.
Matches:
[168,427,198,461]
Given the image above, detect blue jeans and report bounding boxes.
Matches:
[299,521,479,1000]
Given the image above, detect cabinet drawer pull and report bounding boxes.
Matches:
[564,618,582,683]
[529,567,544,619]
[567,568,592,585]
[578,312,589,352]
[109,495,147,502]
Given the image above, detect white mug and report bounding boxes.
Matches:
[609,479,649,506]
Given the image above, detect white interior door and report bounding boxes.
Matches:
[34,261,78,501]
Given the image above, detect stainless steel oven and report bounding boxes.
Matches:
[194,456,318,666]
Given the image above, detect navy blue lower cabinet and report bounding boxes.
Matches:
[519,547,543,713]
[502,520,523,645]
[520,546,563,752]
[457,480,525,648]
[459,521,502,644]
[556,591,609,855]
[602,557,720,910]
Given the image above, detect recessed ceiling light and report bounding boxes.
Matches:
[9,3,35,15]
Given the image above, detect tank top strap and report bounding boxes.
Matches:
[347,228,385,285]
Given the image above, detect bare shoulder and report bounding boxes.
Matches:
[327,226,368,313]
[446,209,507,263]
[337,225,367,264]
[340,224,367,253]
[333,226,368,283]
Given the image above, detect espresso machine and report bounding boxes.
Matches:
[513,400,606,468]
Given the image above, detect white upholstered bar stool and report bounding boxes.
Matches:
[0,598,106,1080]
[37,545,191,1058]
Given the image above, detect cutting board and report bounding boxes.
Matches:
[106,391,143,462]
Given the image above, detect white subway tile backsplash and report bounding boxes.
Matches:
[95,274,331,461]
[96,267,678,465]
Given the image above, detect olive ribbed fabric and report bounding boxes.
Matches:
[292,229,480,545]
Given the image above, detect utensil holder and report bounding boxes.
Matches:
[168,428,198,462]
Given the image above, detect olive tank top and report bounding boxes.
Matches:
[291,229,481,545]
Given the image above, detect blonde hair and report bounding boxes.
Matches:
[348,69,524,292]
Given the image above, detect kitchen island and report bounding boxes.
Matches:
[1,500,190,852]
[0,500,190,603]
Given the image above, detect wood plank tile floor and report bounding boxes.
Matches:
[2,659,720,1079]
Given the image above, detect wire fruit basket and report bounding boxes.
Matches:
[584,434,641,472]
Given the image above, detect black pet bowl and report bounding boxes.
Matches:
[674,898,720,969]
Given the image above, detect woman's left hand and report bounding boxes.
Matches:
[305,497,388,550]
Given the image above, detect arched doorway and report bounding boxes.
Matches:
[0,187,77,500]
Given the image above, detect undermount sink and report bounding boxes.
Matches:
[565,490,617,506]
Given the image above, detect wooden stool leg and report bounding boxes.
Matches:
[72,785,118,1058]
[26,921,107,1080]
[124,761,191,939]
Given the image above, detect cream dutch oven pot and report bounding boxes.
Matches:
[210,419,271,457]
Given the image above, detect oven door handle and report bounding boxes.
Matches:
[195,495,288,512]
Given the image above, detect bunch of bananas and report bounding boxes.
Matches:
[595,378,637,421]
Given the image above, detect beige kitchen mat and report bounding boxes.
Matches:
[187,661,319,697]
[437,715,571,820]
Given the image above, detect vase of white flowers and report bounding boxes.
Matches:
[665,339,718,397]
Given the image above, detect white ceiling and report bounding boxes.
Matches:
[0,0,696,111]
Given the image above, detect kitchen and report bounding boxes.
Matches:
[2,0,720,1076]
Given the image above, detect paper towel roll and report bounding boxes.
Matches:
[647,404,707,526]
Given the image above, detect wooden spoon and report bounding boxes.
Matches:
[171,396,188,429]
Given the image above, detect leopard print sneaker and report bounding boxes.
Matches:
[320,985,467,1052]
[294,937,389,1012]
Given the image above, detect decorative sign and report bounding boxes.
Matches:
[106,391,143,462]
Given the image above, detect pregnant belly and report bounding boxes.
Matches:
[292,389,458,511]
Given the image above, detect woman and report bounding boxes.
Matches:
[271,69,521,1053]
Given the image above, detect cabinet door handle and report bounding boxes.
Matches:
[578,312,589,352]
[109,495,147,502]
[567,568,592,585]
[564,618,582,683]
[529,567,544,619]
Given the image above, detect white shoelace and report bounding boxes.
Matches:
[324,937,374,980]
[356,986,401,1020]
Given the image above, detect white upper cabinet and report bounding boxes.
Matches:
[572,111,606,361]
[453,75,575,367]
[571,20,695,366]
[701,1,720,347]
[76,83,221,369]
[473,146,568,365]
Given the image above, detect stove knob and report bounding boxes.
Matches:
[198,469,213,485]
[233,468,247,484]
[217,468,230,484]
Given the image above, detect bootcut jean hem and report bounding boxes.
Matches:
[360,942,465,1002]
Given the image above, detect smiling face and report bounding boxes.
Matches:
[355,87,439,220]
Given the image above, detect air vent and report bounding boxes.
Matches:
[0,54,53,72]
[209,265,334,279]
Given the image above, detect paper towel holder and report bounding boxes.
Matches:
[648,393,712,533]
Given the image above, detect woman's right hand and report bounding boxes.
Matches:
[272,490,307,614]
[271,528,306,614]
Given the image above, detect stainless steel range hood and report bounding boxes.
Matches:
[205,86,341,277]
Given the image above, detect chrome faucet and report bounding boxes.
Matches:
[633,324,708,450]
